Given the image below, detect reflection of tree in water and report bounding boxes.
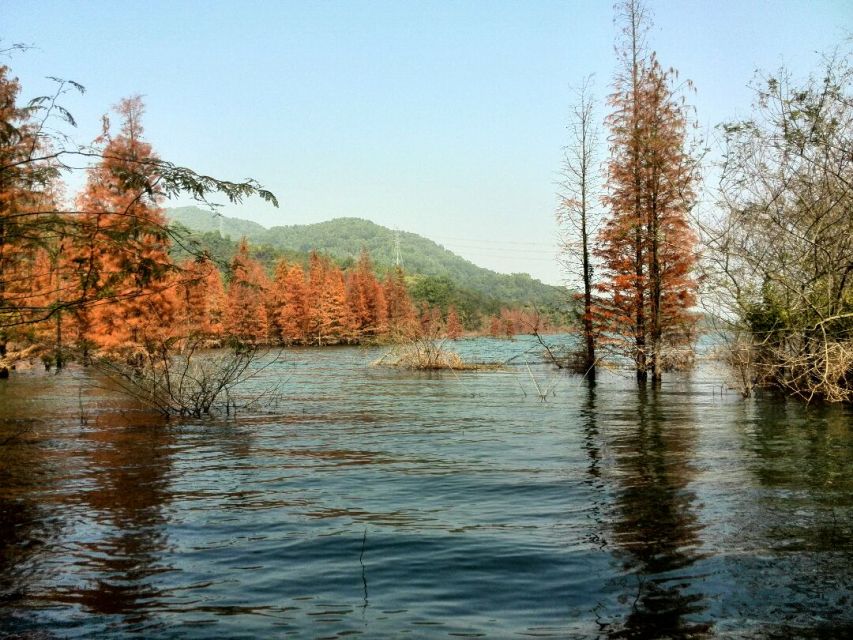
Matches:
[0,418,61,634]
[580,385,607,552]
[54,409,175,629]
[600,385,710,639]
[733,397,853,637]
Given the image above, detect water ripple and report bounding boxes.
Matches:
[1,338,851,638]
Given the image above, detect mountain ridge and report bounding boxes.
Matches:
[166,206,568,311]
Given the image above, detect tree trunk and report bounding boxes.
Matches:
[630,0,647,384]
[55,311,64,370]
[649,196,662,385]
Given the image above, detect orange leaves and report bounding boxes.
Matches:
[446,306,462,340]
[224,239,270,344]
[176,257,225,338]
[383,266,418,338]
[69,97,178,354]
[212,244,422,347]
[0,65,63,349]
[346,250,387,339]
[595,41,699,377]
[273,262,309,344]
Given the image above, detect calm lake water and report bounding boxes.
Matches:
[1,337,851,639]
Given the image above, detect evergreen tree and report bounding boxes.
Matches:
[0,65,61,371]
[383,266,416,338]
[277,263,309,344]
[346,249,387,340]
[176,256,225,339]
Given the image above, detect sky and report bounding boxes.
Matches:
[3,0,851,285]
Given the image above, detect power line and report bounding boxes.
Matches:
[430,234,556,248]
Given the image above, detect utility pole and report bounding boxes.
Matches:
[394,229,402,267]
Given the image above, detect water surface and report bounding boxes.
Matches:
[1,338,851,638]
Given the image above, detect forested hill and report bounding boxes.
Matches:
[166,206,567,310]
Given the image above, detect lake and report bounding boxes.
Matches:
[1,337,851,638]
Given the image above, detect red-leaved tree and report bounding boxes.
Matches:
[595,0,698,383]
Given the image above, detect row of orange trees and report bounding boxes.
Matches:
[1,69,531,368]
[180,243,426,347]
[0,54,282,375]
[0,92,438,359]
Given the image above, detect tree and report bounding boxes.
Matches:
[383,266,417,338]
[558,77,601,380]
[0,64,61,374]
[419,304,443,338]
[28,241,72,368]
[486,315,502,338]
[275,262,309,344]
[597,0,651,383]
[635,56,698,380]
[445,306,462,340]
[703,49,853,401]
[176,256,225,339]
[346,249,387,341]
[500,308,516,338]
[0,59,277,374]
[596,0,698,383]
[267,258,290,344]
[224,238,269,344]
[305,252,352,345]
[71,97,179,354]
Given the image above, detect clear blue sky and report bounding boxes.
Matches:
[4,0,851,285]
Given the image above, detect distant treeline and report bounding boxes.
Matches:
[170,226,573,334]
[167,208,571,318]
[177,239,562,348]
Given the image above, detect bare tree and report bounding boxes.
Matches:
[557,76,601,380]
[702,48,853,402]
[92,337,281,417]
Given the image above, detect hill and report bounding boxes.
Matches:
[167,206,570,317]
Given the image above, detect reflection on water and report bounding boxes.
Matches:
[602,385,710,639]
[48,411,174,632]
[0,338,851,638]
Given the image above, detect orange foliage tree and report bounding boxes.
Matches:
[0,65,63,370]
[274,262,310,344]
[486,315,502,338]
[304,252,352,345]
[383,266,417,338]
[267,259,290,344]
[224,238,269,343]
[176,256,225,339]
[70,97,178,355]
[419,305,443,338]
[346,250,387,341]
[595,0,698,383]
[445,306,462,340]
[1,60,278,378]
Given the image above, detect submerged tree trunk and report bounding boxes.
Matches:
[649,194,662,385]
[54,310,63,370]
[582,230,596,382]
